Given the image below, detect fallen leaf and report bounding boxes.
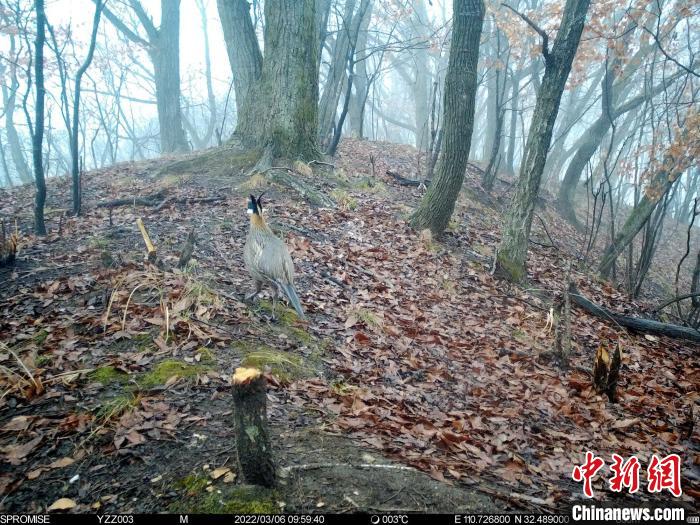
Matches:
[48,498,77,511]
[49,457,74,469]
[210,467,231,480]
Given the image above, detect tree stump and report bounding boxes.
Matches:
[232,367,276,487]
[592,343,622,402]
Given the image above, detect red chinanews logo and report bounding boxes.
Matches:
[572,453,682,498]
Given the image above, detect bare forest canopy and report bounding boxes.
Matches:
[0,0,699,515]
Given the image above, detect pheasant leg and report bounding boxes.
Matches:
[245,280,263,302]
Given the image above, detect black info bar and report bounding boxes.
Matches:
[0,514,574,525]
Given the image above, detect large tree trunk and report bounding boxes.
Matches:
[151,0,188,153]
[409,0,484,235]
[495,0,590,282]
[33,0,47,236]
[217,0,263,120]
[236,0,319,160]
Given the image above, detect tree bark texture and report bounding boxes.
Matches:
[232,369,276,487]
[70,0,104,216]
[495,0,590,282]
[236,0,319,160]
[151,0,188,153]
[409,0,484,235]
[33,0,47,236]
[217,0,263,119]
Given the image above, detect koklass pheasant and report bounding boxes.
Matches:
[243,193,306,320]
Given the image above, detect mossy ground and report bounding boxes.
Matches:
[90,366,128,385]
[170,479,277,514]
[137,359,208,389]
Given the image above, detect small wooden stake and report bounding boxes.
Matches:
[232,367,276,487]
[136,218,157,263]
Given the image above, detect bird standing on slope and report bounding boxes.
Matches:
[243,193,306,320]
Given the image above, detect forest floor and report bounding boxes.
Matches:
[0,138,698,514]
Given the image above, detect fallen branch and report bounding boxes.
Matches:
[97,192,226,210]
[97,191,167,208]
[386,170,431,187]
[569,284,700,343]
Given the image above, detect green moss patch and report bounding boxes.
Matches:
[33,329,49,346]
[137,359,207,389]
[237,345,305,383]
[256,299,303,325]
[170,483,277,514]
[90,366,128,385]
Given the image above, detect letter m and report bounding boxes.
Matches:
[180,516,188,524]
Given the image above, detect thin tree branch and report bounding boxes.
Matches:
[502,3,549,61]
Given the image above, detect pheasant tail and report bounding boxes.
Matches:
[279,283,306,320]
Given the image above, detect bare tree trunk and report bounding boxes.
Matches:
[152,0,188,152]
[101,0,188,153]
[0,32,32,185]
[556,66,696,225]
[409,0,485,235]
[495,0,590,282]
[598,149,687,278]
[347,0,373,137]
[70,0,104,216]
[217,0,263,120]
[318,0,371,148]
[505,71,520,176]
[33,0,47,235]
[412,0,431,152]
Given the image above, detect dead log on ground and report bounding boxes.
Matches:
[569,284,700,343]
[97,191,226,209]
[386,170,431,187]
[232,367,276,487]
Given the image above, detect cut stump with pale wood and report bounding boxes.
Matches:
[232,367,276,487]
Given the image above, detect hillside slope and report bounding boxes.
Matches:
[1,139,698,512]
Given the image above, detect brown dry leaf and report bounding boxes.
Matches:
[223,471,236,483]
[2,435,42,464]
[49,457,75,469]
[47,498,77,511]
[27,468,47,480]
[210,467,231,480]
[2,416,33,432]
[611,418,640,430]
